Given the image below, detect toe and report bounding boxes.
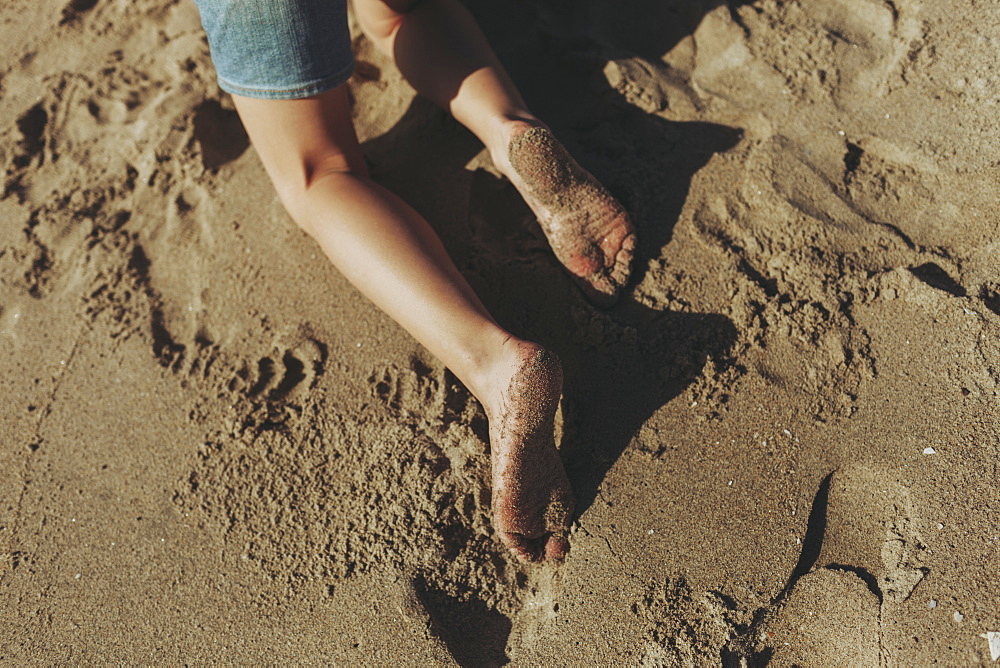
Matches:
[608,230,637,287]
[543,534,570,562]
[580,219,636,309]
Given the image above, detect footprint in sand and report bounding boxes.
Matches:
[370,357,442,417]
[816,464,929,603]
[752,568,882,666]
[812,0,926,98]
[242,338,326,403]
[746,465,929,663]
[631,577,734,665]
[368,357,487,434]
[505,567,566,661]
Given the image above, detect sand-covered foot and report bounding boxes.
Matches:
[486,341,574,562]
[501,124,636,307]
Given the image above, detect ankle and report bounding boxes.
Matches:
[464,334,546,422]
[452,328,517,411]
[487,116,547,178]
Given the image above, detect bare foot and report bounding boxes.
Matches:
[497,123,637,307]
[484,339,574,562]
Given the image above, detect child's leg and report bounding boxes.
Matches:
[354,0,637,306]
[233,85,572,562]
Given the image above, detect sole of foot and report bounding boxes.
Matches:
[488,341,574,563]
[505,125,637,308]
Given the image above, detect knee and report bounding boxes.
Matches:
[354,0,424,46]
[270,153,368,233]
[270,144,366,191]
[304,152,369,191]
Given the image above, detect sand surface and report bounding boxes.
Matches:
[1,0,998,664]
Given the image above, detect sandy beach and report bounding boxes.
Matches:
[1,0,998,663]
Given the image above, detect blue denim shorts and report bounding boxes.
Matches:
[194,0,354,100]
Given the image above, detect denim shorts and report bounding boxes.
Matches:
[194,0,354,100]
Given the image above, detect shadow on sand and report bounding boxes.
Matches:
[360,0,746,523]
